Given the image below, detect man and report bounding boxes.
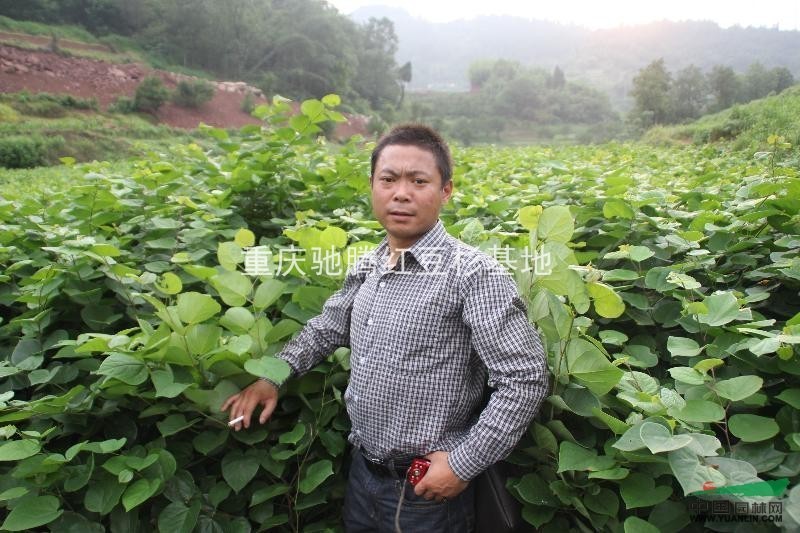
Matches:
[222,124,548,532]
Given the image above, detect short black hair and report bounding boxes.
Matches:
[370,123,453,186]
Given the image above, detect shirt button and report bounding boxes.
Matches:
[379,281,386,288]
[367,318,374,325]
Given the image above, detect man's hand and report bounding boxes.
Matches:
[413,451,469,502]
[220,379,278,431]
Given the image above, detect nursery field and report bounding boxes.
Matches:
[0,97,798,532]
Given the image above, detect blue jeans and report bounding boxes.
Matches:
[343,447,476,533]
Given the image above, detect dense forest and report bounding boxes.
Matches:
[0,0,408,115]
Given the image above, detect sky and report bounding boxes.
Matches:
[327,0,800,30]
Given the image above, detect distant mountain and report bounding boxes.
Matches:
[349,6,800,108]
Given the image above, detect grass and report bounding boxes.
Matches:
[642,85,800,154]
[0,15,98,42]
[0,16,213,79]
[0,91,205,169]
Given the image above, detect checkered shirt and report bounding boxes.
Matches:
[274,219,548,481]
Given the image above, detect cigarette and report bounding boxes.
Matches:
[228,415,245,427]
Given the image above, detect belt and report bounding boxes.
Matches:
[359,449,412,478]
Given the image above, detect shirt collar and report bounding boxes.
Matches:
[374,219,451,272]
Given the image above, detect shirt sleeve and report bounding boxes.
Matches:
[272,260,366,380]
[447,257,549,481]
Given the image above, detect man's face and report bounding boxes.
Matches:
[371,144,452,249]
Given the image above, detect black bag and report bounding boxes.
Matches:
[474,460,526,533]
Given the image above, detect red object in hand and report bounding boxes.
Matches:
[702,481,716,491]
[406,458,431,486]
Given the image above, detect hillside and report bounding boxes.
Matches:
[642,85,800,153]
[0,29,368,168]
[350,7,800,108]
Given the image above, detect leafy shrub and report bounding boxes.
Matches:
[0,134,64,168]
[172,79,215,108]
[241,92,256,114]
[134,76,170,112]
[108,96,137,114]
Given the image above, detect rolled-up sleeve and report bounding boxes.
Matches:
[447,258,549,481]
[273,264,365,378]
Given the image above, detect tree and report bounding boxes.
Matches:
[707,65,739,112]
[771,67,795,93]
[547,66,566,90]
[670,64,707,121]
[742,62,774,101]
[397,61,412,107]
[630,58,672,127]
[354,17,401,110]
[468,61,493,91]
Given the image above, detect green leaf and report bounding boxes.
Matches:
[82,438,126,454]
[0,439,40,461]
[639,422,693,453]
[715,376,763,401]
[598,330,629,346]
[222,450,259,493]
[624,516,660,533]
[668,366,707,385]
[155,272,182,295]
[192,430,228,455]
[157,414,199,437]
[603,199,635,219]
[566,338,624,395]
[668,399,725,422]
[776,388,800,409]
[264,319,301,343]
[321,94,341,106]
[557,441,615,472]
[279,423,306,445]
[157,500,201,533]
[693,358,723,374]
[177,292,221,324]
[0,495,62,531]
[513,473,558,506]
[629,246,654,262]
[537,206,573,243]
[253,279,286,311]
[234,228,256,248]
[591,408,630,435]
[220,307,255,333]
[518,205,542,230]
[587,282,625,318]
[298,459,333,494]
[97,353,148,385]
[122,478,161,511]
[83,475,125,515]
[250,484,290,507]
[729,414,780,442]
[0,487,28,502]
[210,271,252,307]
[319,226,347,249]
[667,337,702,357]
[185,323,221,356]
[217,242,244,271]
[619,473,672,509]
[696,292,740,326]
[244,356,291,385]
[667,447,726,495]
[151,368,191,399]
[300,99,325,118]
